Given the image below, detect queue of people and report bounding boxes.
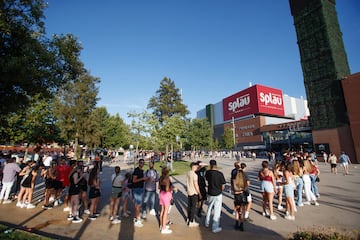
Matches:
[0,150,354,236]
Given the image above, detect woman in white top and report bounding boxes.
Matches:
[282,163,295,220]
[302,158,319,206]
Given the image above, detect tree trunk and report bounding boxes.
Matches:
[74,131,79,160]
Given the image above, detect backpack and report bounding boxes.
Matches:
[233,170,246,193]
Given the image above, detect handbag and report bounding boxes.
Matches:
[316,176,320,182]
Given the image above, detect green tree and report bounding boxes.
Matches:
[185,118,213,151]
[83,107,109,149]
[0,94,61,146]
[103,113,131,149]
[147,77,189,123]
[0,1,81,116]
[54,71,100,159]
[222,127,235,150]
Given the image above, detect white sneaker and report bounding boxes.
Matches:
[27,203,36,209]
[212,227,222,233]
[149,209,156,216]
[277,205,284,210]
[245,211,249,219]
[72,217,83,223]
[16,201,23,207]
[63,206,71,212]
[53,200,59,207]
[3,200,12,204]
[161,228,172,234]
[112,218,121,224]
[298,203,304,207]
[270,215,277,220]
[49,196,55,202]
[160,225,170,231]
[134,220,144,227]
[285,215,295,220]
[84,209,91,215]
[141,212,147,219]
[303,201,311,205]
[188,221,199,227]
[313,202,319,206]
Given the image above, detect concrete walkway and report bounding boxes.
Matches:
[0,157,359,240]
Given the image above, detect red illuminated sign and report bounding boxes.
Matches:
[223,84,284,121]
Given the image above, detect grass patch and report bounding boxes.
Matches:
[153,160,192,176]
[0,224,51,240]
[289,226,359,240]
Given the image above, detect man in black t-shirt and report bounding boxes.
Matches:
[132,159,149,227]
[205,160,226,233]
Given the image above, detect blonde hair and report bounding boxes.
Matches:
[303,159,314,173]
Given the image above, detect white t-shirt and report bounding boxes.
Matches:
[43,155,53,167]
[111,173,125,188]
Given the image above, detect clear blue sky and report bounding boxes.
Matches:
[43,0,360,124]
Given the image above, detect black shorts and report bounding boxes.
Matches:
[234,192,248,206]
[68,184,80,196]
[79,184,88,192]
[21,177,32,188]
[89,187,101,199]
[45,178,54,189]
[53,180,64,190]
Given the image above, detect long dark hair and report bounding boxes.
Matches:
[88,167,99,186]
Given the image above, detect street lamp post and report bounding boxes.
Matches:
[232,117,236,148]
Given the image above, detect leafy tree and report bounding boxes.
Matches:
[147,77,189,123]
[0,1,81,116]
[103,113,131,149]
[185,118,213,151]
[83,107,109,148]
[0,94,61,146]
[54,71,100,159]
[222,127,235,150]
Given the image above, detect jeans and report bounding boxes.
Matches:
[142,190,156,212]
[205,194,222,230]
[294,176,303,205]
[310,174,319,196]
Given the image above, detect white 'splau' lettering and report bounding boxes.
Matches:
[259,92,282,106]
[228,94,250,112]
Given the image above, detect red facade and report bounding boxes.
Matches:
[223,84,285,121]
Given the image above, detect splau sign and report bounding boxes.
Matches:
[223,84,285,121]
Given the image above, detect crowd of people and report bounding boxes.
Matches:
[0,149,353,236]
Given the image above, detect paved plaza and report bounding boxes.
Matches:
[0,157,359,240]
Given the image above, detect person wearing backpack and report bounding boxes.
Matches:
[232,166,249,231]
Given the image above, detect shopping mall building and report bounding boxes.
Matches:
[196,84,312,154]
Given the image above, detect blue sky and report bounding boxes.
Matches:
[43,0,360,124]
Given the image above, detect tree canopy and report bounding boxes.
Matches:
[0,0,83,119]
[147,77,189,123]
